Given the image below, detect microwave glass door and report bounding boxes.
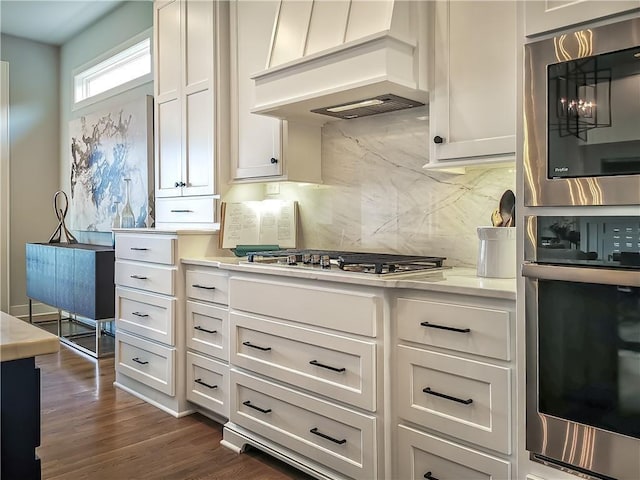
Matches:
[538,279,640,439]
[547,46,640,179]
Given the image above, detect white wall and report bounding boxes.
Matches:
[0,34,60,316]
[59,1,153,246]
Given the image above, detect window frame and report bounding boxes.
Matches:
[72,28,153,111]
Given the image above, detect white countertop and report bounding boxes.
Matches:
[0,312,59,362]
[182,257,516,300]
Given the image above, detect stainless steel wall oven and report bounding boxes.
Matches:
[523,215,640,479]
[524,18,640,206]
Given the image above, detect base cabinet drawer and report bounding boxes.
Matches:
[116,287,176,345]
[230,369,376,480]
[397,345,511,454]
[229,277,380,337]
[231,312,376,411]
[155,196,216,224]
[116,331,175,396]
[397,425,511,480]
[187,301,229,361]
[186,269,229,305]
[115,261,175,296]
[115,234,175,265]
[396,298,511,361]
[186,352,229,418]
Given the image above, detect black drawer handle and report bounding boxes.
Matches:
[132,312,149,318]
[420,321,470,334]
[192,284,216,290]
[423,387,473,405]
[130,247,148,251]
[130,275,148,280]
[242,341,271,351]
[309,427,346,445]
[194,325,217,334]
[243,400,271,414]
[195,378,217,389]
[132,357,149,365]
[424,472,439,480]
[309,360,346,373]
[170,209,193,213]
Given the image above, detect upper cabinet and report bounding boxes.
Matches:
[525,0,640,37]
[425,0,516,171]
[153,0,229,226]
[229,0,321,183]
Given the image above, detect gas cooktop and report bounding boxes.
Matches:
[244,249,447,276]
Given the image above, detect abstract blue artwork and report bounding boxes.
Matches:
[69,96,153,232]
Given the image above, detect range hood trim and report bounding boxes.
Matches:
[251,33,428,124]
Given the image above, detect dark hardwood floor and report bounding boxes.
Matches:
[36,344,315,480]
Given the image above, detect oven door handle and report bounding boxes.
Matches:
[522,263,640,287]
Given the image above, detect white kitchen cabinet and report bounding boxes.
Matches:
[223,273,383,478]
[184,263,230,420]
[426,0,516,171]
[153,0,229,225]
[393,290,516,478]
[113,231,221,417]
[525,1,640,37]
[229,0,321,183]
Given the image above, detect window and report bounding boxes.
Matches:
[73,29,152,108]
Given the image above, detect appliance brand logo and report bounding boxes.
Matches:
[554,167,569,173]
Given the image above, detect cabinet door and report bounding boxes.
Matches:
[525,1,640,37]
[182,0,215,196]
[429,1,516,168]
[230,0,283,180]
[154,0,183,198]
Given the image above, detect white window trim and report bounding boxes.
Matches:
[72,28,153,111]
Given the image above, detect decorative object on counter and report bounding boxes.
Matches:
[491,189,515,227]
[48,190,78,244]
[68,95,154,233]
[120,178,135,228]
[477,227,516,278]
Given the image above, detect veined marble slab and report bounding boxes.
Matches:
[0,312,59,362]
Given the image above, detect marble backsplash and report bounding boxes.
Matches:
[226,106,516,267]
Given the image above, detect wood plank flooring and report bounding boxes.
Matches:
[36,344,315,480]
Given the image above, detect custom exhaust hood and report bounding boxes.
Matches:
[251,0,430,124]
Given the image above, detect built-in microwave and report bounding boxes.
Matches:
[523,215,640,480]
[524,17,640,206]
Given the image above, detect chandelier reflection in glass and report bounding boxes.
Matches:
[549,56,612,141]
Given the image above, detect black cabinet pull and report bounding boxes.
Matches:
[132,357,148,365]
[132,312,149,318]
[242,341,271,351]
[270,157,278,164]
[422,387,473,405]
[420,321,470,334]
[174,181,181,188]
[243,400,271,414]
[194,325,217,334]
[192,284,216,290]
[433,135,445,144]
[195,378,217,389]
[309,427,346,445]
[309,360,346,373]
[424,471,439,480]
[170,209,193,213]
[130,247,148,251]
[130,275,148,280]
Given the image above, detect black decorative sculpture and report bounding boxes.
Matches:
[48,190,78,244]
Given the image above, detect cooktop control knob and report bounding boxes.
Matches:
[287,254,297,265]
[311,254,321,265]
[320,255,331,269]
[302,253,311,264]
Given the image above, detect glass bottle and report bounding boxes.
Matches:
[111,201,120,247]
[121,178,135,228]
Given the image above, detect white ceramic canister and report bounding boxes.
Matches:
[477,226,516,278]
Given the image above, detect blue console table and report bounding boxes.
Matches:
[26,243,115,357]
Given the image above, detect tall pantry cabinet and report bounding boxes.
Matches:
[153,0,229,227]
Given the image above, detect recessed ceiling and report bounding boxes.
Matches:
[1,1,125,46]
